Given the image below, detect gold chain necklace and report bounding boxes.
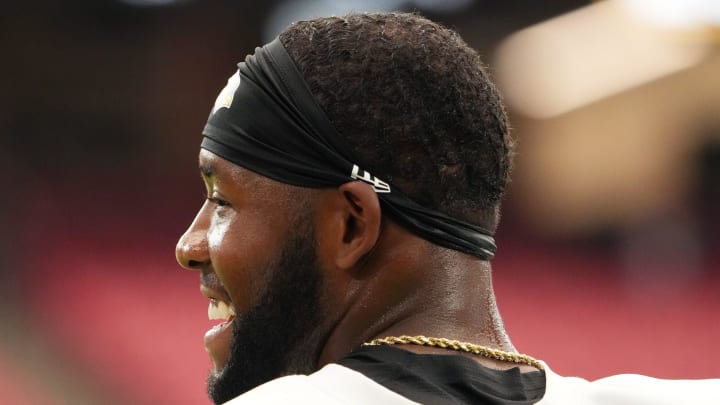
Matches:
[362,335,544,370]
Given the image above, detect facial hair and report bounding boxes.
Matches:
[207,216,326,404]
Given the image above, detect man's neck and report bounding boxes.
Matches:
[316,228,514,368]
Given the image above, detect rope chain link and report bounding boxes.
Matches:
[363,335,544,370]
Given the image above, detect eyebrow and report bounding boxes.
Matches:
[199,162,215,177]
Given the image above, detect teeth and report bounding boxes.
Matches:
[207,300,236,321]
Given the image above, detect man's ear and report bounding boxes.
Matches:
[321,181,382,271]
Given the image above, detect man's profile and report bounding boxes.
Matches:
[176,12,719,404]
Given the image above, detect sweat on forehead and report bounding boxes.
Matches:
[199,149,315,205]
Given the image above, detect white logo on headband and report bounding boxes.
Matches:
[351,165,391,193]
[211,71,240,115]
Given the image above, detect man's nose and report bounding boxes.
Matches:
[176,208,210,270]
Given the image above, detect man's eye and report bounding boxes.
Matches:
[207,196,229,207]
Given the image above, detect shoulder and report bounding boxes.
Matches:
[223,364,420,404]
[539,362,720,405]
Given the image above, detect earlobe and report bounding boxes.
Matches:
[333,181,382,270]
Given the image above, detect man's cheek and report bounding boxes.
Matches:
[207,216,231,252]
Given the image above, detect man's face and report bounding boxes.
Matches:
[176,150,328,404]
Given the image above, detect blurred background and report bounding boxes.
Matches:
[2,0,719,403]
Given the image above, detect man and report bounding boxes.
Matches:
[176,12,719,404]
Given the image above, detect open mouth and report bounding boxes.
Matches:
[203,292,237,370]
[205,297,236,341]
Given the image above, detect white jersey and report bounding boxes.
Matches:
[224,364,419,404]
[225,361,720,404]
[540,363,720,405]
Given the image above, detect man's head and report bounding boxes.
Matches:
[176,11,513,404]
[280,12,513,231]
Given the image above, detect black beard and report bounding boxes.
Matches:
[207,217,326,404]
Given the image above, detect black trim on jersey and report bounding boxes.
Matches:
[338,345,545,405]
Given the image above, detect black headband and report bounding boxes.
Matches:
[201,38,497,259]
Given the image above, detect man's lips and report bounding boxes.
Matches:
[200,274,236,372]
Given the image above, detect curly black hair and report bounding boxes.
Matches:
[279,12,513,231]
